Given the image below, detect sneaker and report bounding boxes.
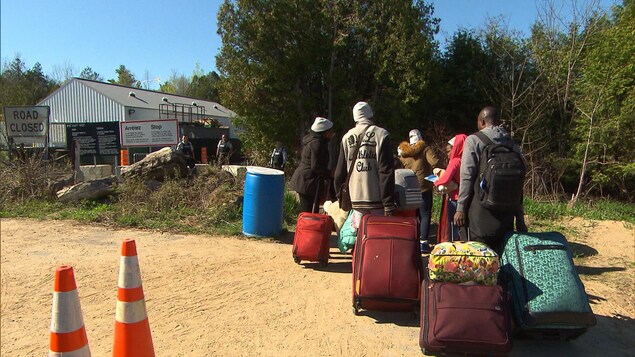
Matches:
[420,240,432,254]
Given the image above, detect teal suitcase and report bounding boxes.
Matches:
[500,232,596,340]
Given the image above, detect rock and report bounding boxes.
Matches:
[57,176,116,203]
[48,174,75,194]
[120,147,188,181]
[145,179,163,191]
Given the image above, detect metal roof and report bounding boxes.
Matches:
[36,78,240,147]
[38,78,236,121]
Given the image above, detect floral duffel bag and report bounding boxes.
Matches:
[428,241,500,285]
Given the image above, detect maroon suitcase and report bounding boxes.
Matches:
[420,277,512,356]
[292,212,333,266]
[352,214,421,314]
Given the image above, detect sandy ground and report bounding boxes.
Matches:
[1,217,634,357]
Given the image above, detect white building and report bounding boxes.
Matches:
[36,78,238,149]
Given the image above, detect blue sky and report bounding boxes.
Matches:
[1,0,618,90]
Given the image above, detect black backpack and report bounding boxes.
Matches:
[475,132,526,211]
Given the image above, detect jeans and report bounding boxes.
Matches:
[420,190,433,242]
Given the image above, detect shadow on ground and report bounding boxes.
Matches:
[509,315,635,356]
[355,309,420,327]
[568,242,599,257]
[575,265,626,275]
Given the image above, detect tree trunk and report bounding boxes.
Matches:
[570,121,592,206]
[570,96,601,207]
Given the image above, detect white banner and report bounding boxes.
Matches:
[3,106,50,137]
[120,120,179,147]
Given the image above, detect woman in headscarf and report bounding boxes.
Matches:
[290,117,335,213]
[434,134,467,242]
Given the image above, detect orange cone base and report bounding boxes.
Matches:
[113,320,155,357]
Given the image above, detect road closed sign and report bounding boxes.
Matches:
[120,119,179,147]
[3,106,50,137]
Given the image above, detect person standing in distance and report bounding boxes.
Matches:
[289,117,335,213]
[270,141,288,170]
[176,135,196,169]
[454,106,527,248]
[216,134,233,165]
[334,101,396,230]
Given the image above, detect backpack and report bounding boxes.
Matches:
[475,132,526,211]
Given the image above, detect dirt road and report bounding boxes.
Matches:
[1,218,633,356]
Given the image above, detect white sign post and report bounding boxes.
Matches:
[120,119,179,147]
[3,106,50,138]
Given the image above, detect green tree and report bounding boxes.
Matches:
[216,0,439,161]
[0,56,57,108]
[159,71,190,95]
[188,71,221,102]
[79,67,103,81]
[570,0,635,201]
[434,29,491,131]
[108,65,140,87]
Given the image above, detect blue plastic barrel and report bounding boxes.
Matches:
[242,166,285,237]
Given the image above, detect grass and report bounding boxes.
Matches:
[1,155,633,238]
[524,197,635,224]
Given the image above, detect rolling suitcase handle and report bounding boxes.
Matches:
[312,178,329,214]
[312,181,320,214]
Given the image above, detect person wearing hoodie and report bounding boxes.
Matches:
[334,102,396,229]
[454,106,527,248]
[289,117,335,213]
[398,129,440,248]
[433,134,467,242]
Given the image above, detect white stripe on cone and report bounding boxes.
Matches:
[49,344,91,357]
[50,290,85,334]
[115,300,148,324]
[118,256,142,289]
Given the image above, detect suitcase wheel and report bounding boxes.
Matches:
[293,256,301,264]
[319,260,328,268]
[352,300,361,315]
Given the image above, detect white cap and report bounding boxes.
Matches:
[409,129,422,145]
[311,117,334,132]
[353,102,374,122]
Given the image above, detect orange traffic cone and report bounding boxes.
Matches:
[49,265,91,357]
[113,239,155,357]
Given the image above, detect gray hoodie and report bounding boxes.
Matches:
[457,125,521,212]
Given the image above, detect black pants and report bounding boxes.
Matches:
[298,192,315,213]
[185,157,195,169]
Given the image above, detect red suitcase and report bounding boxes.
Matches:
[352,214,421,314]
[292,212,333,266]
[420,277,512,356]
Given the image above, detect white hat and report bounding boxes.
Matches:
[353,102,374,122]
[448,137,455,146]
[311,117,333,132]
[408,129,422,145]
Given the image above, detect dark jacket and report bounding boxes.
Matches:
[289,131,331,196]
[458,126,525,246]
